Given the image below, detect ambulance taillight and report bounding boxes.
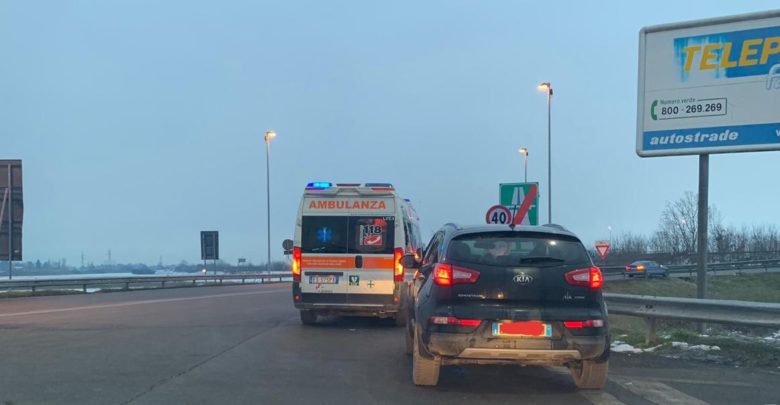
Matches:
[292,247,302,282]
[394,248,404,282]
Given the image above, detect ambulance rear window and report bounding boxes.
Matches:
[349,217,395,255]
[301,216,395,255]
[301,216,348,254]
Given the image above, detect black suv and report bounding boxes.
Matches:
[402,224,609,389]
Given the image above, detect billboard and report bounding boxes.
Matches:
[0,160,23,261]
[200,231,219,261]
[637,11,780,157]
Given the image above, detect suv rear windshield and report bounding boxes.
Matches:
[301,215,395,255]
[447,232,591,266]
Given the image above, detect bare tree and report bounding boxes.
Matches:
[652,191,721,258]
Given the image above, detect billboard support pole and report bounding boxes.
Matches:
[0,189,7,242]
[696,154,709,299]
[7,163,12,280]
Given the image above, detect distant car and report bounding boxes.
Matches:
[624,261,668,278]
[402,223,609,389]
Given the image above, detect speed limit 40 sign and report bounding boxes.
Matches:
[486,205,513,225]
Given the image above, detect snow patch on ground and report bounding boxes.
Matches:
[763,330,780,342]
[611,341,643,353]
[611,341,664,354]
[671,342,721,351]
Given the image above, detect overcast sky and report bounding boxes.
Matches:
[2,1,779,266]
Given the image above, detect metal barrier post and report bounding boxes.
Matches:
[644,317,657,345]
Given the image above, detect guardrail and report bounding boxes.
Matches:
[600,258,780,277]
[0,273,291,293]
[604,293,780,345]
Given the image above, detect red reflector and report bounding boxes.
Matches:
[457,319,481,327]
[429,316,481,327]
[294,295,301,301]
[563,320,604,329]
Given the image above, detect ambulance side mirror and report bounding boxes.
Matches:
[401,255,419,269]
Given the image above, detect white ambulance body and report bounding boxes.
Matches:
[290,182,422,325]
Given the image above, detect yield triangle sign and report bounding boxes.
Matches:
[595,241,610,260]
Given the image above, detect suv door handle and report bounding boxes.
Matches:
[355,256,363,268]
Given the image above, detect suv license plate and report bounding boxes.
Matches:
[492,321,552,337]
[309,275,338,284]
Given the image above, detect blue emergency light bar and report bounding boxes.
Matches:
[306,182,333,189]
[364,183,394,188]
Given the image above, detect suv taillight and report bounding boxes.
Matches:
[564,266,602,289]
[292,247,301,282]
[394,248,404,282]
[433,264,480,286]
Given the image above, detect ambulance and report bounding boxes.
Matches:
[290,182,423,325]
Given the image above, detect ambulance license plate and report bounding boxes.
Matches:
[309,275,338,284]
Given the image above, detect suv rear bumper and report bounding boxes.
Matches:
[423,331,607,366]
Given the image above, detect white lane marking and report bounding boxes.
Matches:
[617,375,758,388]
[580,390,627,405]
[0,289,288,318]
[611,377,709,405]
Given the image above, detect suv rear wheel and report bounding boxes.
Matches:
[299,310,317,325]
[412,325,440,386]
[569,359,608,389]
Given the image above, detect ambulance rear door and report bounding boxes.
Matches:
[344,215,397,306]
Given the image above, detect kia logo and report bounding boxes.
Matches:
[513,274,533,285]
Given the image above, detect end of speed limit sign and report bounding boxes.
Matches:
[486,205,513,225]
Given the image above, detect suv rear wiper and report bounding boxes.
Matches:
[519,256,565,264]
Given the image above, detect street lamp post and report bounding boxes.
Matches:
[537,82,553,224]
[518,147,528,182]
[264,130,277,274]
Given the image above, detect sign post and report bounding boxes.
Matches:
[0,160,23,280]
[637,11,780,298]
[499,183,539,226]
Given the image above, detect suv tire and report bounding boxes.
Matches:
[569,359,608,389]
[412,325,440,386]
[299,310,317,325]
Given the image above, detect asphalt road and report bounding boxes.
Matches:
[1,284,778,405]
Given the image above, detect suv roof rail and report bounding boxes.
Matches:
[541,223,568,232]
[442,223,461,231]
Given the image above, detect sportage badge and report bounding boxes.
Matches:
[513,274,533,285]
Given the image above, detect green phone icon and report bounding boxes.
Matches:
[650,100,658,121]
